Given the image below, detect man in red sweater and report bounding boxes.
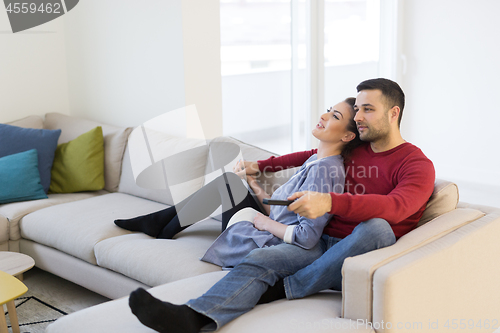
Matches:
[253,78,435,299]
[127,78,435,333]
[258,84,434,239]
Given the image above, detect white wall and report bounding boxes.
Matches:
[63,0,186,128]
[0,9,70,123]
[400,0,500,207]
[1,0,222,139]
[63,0,222,137]
[181,0,223,139]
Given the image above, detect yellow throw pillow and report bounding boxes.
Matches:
[49,126,105,193]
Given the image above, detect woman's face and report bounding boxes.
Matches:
[312,101,354,143]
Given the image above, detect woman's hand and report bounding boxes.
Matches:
[233,160,260,175]
[252,213,273,231]
[246,174,257,185]
[253,213,287,239]
[287,191,332,219]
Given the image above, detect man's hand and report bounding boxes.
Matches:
[287,191,332,219]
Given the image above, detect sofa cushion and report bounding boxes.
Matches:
[418,179,459,227]
[0,149,47,204]
[49,127,105,193]
[0,191,107,242]
[46,271,371,333]
[0,123,61,193]
[6,115,44,129]
[44,113,133,192]
[94,219,222,287]
[20,193,167,265]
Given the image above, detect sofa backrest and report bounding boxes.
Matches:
[6,115,44,129]
[418,179,459,227]
[44,113,132,192]
[118,144,208,206]
[118,124,211,206]
[204,136,298,197]
[118,135,297,208]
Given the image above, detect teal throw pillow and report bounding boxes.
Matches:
[0,149,48,204]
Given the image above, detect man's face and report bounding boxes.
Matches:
[353,89,391,142]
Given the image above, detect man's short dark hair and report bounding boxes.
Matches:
[356,78,405,127]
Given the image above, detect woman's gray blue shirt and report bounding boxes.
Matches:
[201,154,345,268]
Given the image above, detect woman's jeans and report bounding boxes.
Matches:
[187,218,396,329]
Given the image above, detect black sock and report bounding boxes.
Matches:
[156,216,188,239]
[129,288,213,333]
[114,206,177,238]
[257,279,286,304]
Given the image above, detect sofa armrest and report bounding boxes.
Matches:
[371,205,500,332]
[341,208,485,322]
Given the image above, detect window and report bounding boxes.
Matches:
[323,0,381,114]
[220,0,293,155]
[220,0,397,154]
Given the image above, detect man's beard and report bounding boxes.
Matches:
[358,120,391,143]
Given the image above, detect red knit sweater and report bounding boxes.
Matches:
[257,142,435,239]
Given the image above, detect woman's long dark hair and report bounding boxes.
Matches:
[341,97,363,161]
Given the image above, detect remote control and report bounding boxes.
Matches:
[262,198,295,206]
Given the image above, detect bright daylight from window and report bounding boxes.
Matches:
[220,0,380,155]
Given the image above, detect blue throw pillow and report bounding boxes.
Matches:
[0,149,48,204]
[0,123,61,193]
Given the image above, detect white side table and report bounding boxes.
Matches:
[0,252,35,281]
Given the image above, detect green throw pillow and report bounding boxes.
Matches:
[49,126,105,193]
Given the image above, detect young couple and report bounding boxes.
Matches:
[115,78,435,333]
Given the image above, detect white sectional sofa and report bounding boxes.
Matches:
[2,114,500,333]
[2,113,283,297]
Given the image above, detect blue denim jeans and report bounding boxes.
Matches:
[187,218,396,330]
